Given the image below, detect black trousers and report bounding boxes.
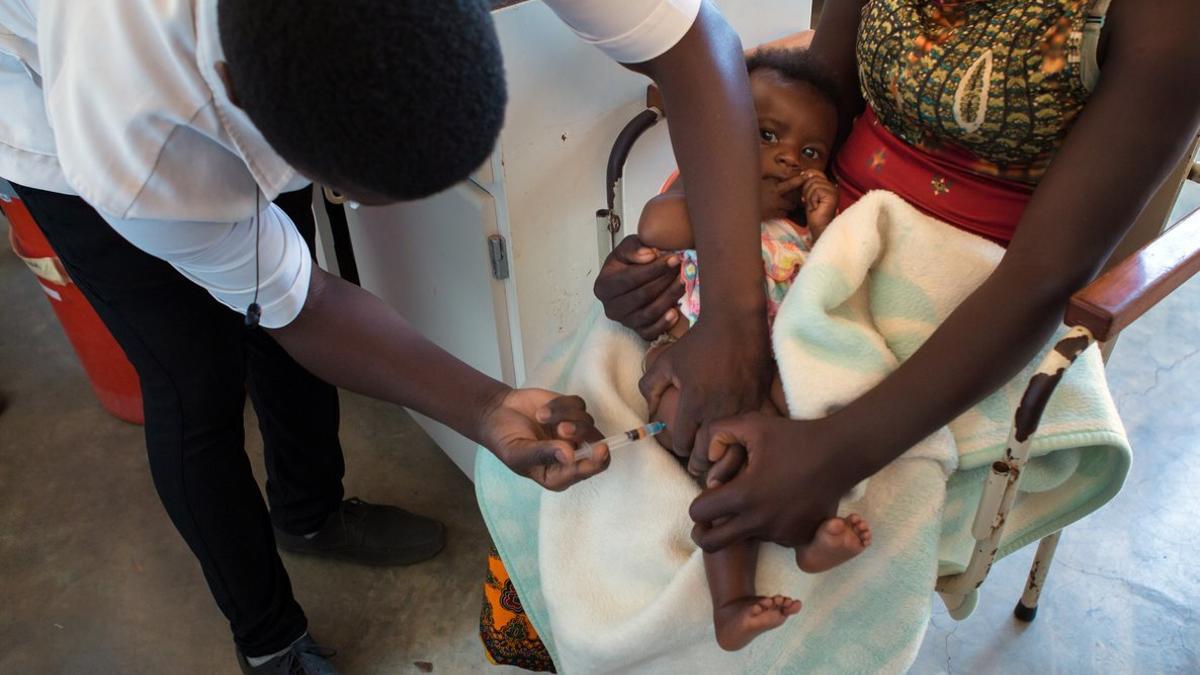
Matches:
[10,183,345,657]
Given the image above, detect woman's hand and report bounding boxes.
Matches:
[594,235,684,340]
[478,388,610,491]
[688,412,860,550]
[640,319,772,461]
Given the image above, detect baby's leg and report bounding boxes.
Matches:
[642,324,690,455]
[706,541,801,651]
[649,384,680,453]
[793,513,872,574]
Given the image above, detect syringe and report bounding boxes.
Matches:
[574,421,666,462]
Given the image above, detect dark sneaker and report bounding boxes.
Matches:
[275,497,446,566]
[236,635,338,675]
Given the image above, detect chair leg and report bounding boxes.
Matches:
[940,589,979,621]
[1014,530,1062,622]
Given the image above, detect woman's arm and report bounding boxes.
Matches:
[690,0,1200,550]
[808,0,869,128]
[625,2,774,456]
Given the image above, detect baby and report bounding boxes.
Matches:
[638,49,872,651]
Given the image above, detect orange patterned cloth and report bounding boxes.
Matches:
[480,546,556,672]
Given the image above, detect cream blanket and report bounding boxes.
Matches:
[476,190,1130,673]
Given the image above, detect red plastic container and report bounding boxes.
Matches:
[2,191,144,424]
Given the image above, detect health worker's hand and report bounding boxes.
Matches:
[479,388,609,491]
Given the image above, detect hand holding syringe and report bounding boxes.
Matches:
[574,421,666,462]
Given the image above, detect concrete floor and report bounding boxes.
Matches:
[2,188,1199,674]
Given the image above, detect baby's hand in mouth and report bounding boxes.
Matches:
[773,172,809,196]
[761,173,806,216]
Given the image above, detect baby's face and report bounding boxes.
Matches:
[750,69,839,219]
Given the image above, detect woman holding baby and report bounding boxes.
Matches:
[602,0,1199,567]
[487,0,1200,668]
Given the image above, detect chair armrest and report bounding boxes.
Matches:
[1065,206,1200,341]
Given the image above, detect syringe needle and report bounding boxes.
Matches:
[575,421,666,461]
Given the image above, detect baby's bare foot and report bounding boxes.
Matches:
[713,595,802,651]
[794,514,871,574]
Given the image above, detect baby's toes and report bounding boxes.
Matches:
[847,514,871,537]
[783,599,803,615]
[757,597,783,614]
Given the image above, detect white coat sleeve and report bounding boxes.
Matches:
[102,203,312,329]
[541,0,703,63]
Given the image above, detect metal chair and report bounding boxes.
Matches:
[940,133,1200,622]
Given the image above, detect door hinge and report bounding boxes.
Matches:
[487,234,510,280]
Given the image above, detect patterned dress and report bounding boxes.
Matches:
[678,218,812,328]
[835,0,1109,243]
[856,0,1103,184]
[481,546,556,671]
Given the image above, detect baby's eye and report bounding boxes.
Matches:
[802,147,822,160]
[760,129,778,143]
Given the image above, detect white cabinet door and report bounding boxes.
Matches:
[346,175,516,476]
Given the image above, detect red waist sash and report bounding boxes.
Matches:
[834,107,1033,246]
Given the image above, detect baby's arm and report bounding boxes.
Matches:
[638,180,696,251]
